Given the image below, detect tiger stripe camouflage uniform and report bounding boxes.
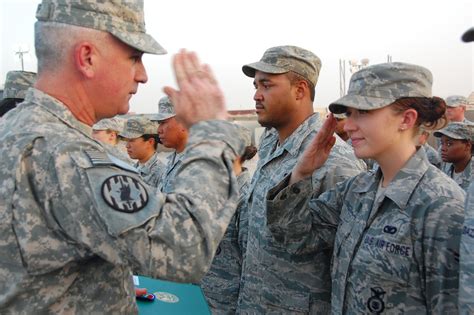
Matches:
[422,143,442,169]
[459,26,474,315]
[460,181,474,314]
[157,151,185,193]
[267,62,465,314]
[267,148,465,314]
[0,88,242,313]
[442,158,474,191]
[135,151,165,187]
[237,114,364,314]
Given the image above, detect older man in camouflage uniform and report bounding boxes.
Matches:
[151,96,189,193]
[0,70,36,117]
[0,0,244,313]
[267,62,464,314]
[121,116,165,186]
[236,46,364,313]
[459,26,474,314]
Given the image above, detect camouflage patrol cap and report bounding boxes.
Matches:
[35,0,166,55]
[445,95,468,108]
[434,122,474,142]
[462,27,474,42]
[329,62,432,114]
[120,116,157,138]
[2,71,36,99]
[93,117,124,132]
[150,96,175,122]
[242,45,322,87]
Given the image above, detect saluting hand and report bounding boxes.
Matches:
[290,114,337,185]
[164,49,227,129]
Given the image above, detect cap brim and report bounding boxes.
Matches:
[462,27,474,43]
[329,94,396,114]
[242,62,288,78]
[119,131,143,139]
[433,130,465,140]
[149,113,175,122]
[111,30,167,55]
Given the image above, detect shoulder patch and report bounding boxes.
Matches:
[101,175,149,213]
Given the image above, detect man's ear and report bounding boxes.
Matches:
[74,42,96,78]
[295,80,308,101]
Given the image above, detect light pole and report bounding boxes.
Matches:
[349,58,370,74]
[339,58,370,96]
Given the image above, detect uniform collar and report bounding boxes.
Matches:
[268,113,321,156]
[26,88,93,139]
[138,151,159,170]
[353,147,430,210]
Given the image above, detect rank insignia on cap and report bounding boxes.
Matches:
[101,175,148,212]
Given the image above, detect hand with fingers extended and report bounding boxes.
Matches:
[164,49,227,129]
[289,114,337,185]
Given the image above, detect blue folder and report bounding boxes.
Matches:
[136,275,210,315]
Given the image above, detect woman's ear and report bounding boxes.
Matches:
[74,42,96,78]
[399,108,418,131]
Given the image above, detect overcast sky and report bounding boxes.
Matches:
[1,0,473,113]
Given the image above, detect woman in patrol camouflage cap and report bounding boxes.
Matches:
[266,62,465,313]
[434,121,474,191]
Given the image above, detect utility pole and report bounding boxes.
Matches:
[15,48,29,71]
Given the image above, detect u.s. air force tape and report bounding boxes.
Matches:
[101,175,149,213]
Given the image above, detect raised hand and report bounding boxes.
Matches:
[164,49,227,128]
[289,114,337,185]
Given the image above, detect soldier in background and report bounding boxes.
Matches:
[237,45,364,313]
[151,96,189,192]
[120,116,165,187]
[434,122,474,191]
[0,70,36,117]
[445,95,471,123]
[266,62,464,313]
[92,117,134,164]
[438,95,470,172]
[0,0,244,313]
